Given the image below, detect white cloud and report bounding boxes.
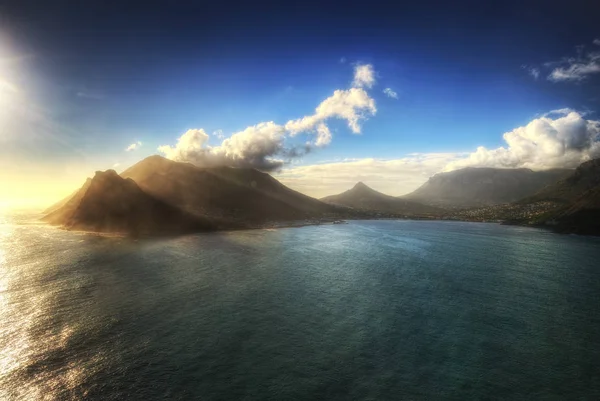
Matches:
[275,153,464,198]
[546,42,600,82]
[352,64,376,88]
[126,141,142,151]
[383,88,398,99]
[113,163,120,168]
[159,124,288,171]
[159,65,377,171]
[594,39,600,46]
[339,57,347,64]
[285,88,376,136]
[444,111,600,171]
[315,123,332,147]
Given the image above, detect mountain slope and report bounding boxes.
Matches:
[120,155,337,222]
[403,167,571,208]
[522,158,600,204]
[321,182,443,216]
[43,170,216,235]
[549,186,600,235]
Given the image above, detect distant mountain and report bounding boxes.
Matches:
[402,167,571,208]
[43,170,216,235]
[120,155,337,222]
[522,159,600,204]
[320,182,443,216]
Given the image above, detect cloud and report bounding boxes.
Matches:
[352,64,376,88]
[546,42,600,82]
[126,141,142,151]
[523,65,540,80]
[594,39,600,46]
[315,123,332,147]
[444,111,600,171]
[275,153,464,198]
[113,163,120,168]
[383,88,398,99]
[159,124,287,171]
[285,88,377,136]
[339,57,347,64]
[159,65,377,171]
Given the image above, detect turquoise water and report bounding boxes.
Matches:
[1,215,600,400]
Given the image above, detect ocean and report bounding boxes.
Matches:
[1,213,599,400]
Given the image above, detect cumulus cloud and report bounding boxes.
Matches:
[383,88,398,99]
[315,123,332,147]
[159,124,288,171]
[275,153,464,198]
[352,64,376,88]
[126,141,142,151]
[444,111,600,171]
[159,65,378,171]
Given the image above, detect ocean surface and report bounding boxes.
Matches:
[1,213,600,400]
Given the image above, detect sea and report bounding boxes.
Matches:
[1,212,600,400]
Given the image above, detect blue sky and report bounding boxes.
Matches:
[1,0,600,205]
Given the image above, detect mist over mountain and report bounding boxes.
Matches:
[403,167,571,208]
[43,170,216,235]
[321,182,443,216]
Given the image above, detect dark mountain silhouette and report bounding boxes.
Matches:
[548,186,600,235]
[403,167,571,208]
[43,170,216,235]
[321,182,443,216]
[120,155,338,222]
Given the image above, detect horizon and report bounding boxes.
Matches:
[1,0,600,208]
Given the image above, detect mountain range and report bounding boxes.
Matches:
[43,156,600,236]
[402,167,571,208]
[320,182,443,216]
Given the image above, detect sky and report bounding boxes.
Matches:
[1,0,600,208]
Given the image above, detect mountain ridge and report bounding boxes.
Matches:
[321,182,444,216]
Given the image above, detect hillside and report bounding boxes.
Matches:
[120,155,338,222]
[522,158,600,204]
[43,170,216,235]
[321,182,443,216]
[547,186,600,235]
[402,167,570,209]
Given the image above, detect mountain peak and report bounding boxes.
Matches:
[353,181,371,190]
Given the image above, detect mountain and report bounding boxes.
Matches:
[43,170,216,235]
[120,155,338,222]
[522,158,600,204]
[320,182,443,216]
[547,186,600,235]
[402,167,571,208]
